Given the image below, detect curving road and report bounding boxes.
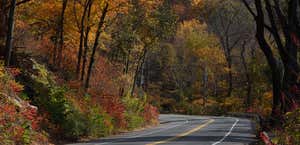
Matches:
[70,114,258,145]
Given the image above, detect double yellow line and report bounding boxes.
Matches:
[147,119,215,145]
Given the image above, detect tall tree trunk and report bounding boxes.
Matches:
[241,41,252,109]
[254,0,283,122]
[119,49,131,96]
[76,0,90,78]
[0,0,8,57]
[85,2,109,90]
[131,48,148,96]
[143,57,149,92]
[81,0,93,81]
[214,77,218,98]
[226,58,233,98]
[57,0,68,68]
[202,66,208,107]
[5,0,16,66]
[52,26,59,66]
[124,49,131,74]
[243,0,300,124]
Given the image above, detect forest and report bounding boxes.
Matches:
[0,0,299,144]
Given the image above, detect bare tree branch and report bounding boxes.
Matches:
[241,0,256,18]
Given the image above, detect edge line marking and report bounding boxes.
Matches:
[211,118,239,145]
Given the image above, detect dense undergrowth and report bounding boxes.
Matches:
[272,108,300,145]
[0,63,48,144]
[0,58,158,144]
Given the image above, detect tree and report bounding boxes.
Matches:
[131,0,177,96]
[243,0,300,123]
[57,0,68,67]
[240,40,255,108]
[4,0,17,66]
[0,0,31,59]
[80,0,93,81]
[108,0,175,96]
[174,19,226,104]
[76,0,91,78]
[85,2,109,89]
[200,0,254,98]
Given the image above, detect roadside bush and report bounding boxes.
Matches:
[62,110,87,139]
[0,64,48,145]
[43,86,87,139]
[19,60,87,139]
[0,101,47,145]
[274,108,300,145]
[98,94,126,129]
[123,93,147,129]
[143,104,159,125]
[125,113,144,130]
[86,106,114,137]
[13,59,160,141]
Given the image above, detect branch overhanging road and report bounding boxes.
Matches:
[69,114,258,145]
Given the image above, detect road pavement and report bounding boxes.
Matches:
[69,114,258,145]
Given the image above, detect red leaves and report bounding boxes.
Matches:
[0,103,41,131]
[98,95,126,128]
[0,101,42,143]
[21,106,41,130]
[246,107,254,113]
[260,131,275,145]
[0,104,17,124]
[7,68,21,77]
[143,104,159,124]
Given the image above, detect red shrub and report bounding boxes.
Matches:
[96,95,127,128]
[21,106,41,130]
[143,104,159,124]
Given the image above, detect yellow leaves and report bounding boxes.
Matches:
[139,0,162,11]
[263,91,273,100]
[0,64,4,78]
[224,96,243,106]
[192,0,203,6]
[177,19,220,51]
[223,67,231,72]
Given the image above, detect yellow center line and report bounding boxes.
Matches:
[146,119,215,145]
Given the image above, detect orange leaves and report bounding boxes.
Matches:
[9,80,24,93]
[1,67,24,94]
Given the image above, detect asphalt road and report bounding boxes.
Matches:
[70,114,258,145]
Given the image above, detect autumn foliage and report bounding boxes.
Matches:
[1,0,299,144]
[0,65,48,144]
